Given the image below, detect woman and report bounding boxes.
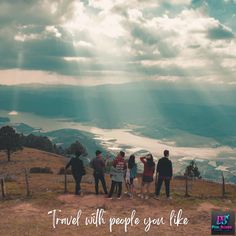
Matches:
[125,154,137,198]
[139,154,155,199]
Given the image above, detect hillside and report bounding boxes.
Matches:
[0,148,236,236]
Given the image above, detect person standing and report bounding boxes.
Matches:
[155,150,173,199]
[108,151,127,199]
[65,151,86,195]
[139,154,155,199]
[125,154,137,198]
[90,150,108,195]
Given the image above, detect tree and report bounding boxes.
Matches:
[185,160,201,179]
[22,134,54,152]
[67,141,87,156]
[0,126,22,162]
[184,160,201,197]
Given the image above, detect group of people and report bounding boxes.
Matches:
[65,149,173,200]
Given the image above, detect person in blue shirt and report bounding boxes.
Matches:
[125,154,137,198]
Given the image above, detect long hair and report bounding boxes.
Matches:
[128,154,135,169]
[146,154,155,168]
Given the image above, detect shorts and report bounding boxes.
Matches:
[142,175,153,183]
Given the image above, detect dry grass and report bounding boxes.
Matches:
[0,148,236,236]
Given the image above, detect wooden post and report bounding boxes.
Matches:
[221,171,225,198]
[24,168,30,197]
[64,168,68,193]
[1,178,6,199]
[185,175,190,197]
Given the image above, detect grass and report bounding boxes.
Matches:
[0,148,236,236]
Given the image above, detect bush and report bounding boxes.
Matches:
[30,167,53,174]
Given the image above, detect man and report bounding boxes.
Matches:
[90,150,108,195]
[155,150,173,199]
[65,151,86,195]
[108,151,127,199]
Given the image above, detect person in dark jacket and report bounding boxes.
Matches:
[155,150,173,199]
[65,151,86,195]
[90,150,108,195]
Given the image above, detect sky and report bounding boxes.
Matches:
[0,0,235,87]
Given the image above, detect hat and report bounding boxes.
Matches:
[96,150,102,156]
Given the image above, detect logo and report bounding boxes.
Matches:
[211,211,235,235]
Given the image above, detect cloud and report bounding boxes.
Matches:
[0,0,235,86]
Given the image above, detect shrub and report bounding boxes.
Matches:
[30,167,53,174]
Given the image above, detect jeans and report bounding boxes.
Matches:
[72,173,82,195]
[155,177,171,197]
[94,173,108,194]
[108,181,122,198]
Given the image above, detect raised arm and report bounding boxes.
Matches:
[140,156,146,164]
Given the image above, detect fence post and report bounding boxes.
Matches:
[24,168,30,197]
[64,169,68,193]
[1,178,6,199]
[185,175,190,197]
[221,171,225,198]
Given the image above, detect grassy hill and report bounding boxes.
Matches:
[0,148,236,236]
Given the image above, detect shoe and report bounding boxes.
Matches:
[154,196,160,200]
[145,195,149,200]
[167,196,172,200]
[117,197,121,199]
[107,197,113,200]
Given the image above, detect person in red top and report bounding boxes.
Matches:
[139,154,155,199]
[108,151,127,199]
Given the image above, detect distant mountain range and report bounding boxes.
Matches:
[0,83,236,183]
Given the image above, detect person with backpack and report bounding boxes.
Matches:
[108,151,127,199]
[155,150,173,200]
[139,154,155,199]
[90,150,108,195]
[125,154,137,198]
[65,151,86,195]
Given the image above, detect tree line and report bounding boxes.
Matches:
[0,126,87,162]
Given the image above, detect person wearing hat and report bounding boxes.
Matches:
[90,150,108,195]
[65,151,86,195]
[108,151,127,199]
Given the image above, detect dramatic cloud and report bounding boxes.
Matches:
[0,0,235,86]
